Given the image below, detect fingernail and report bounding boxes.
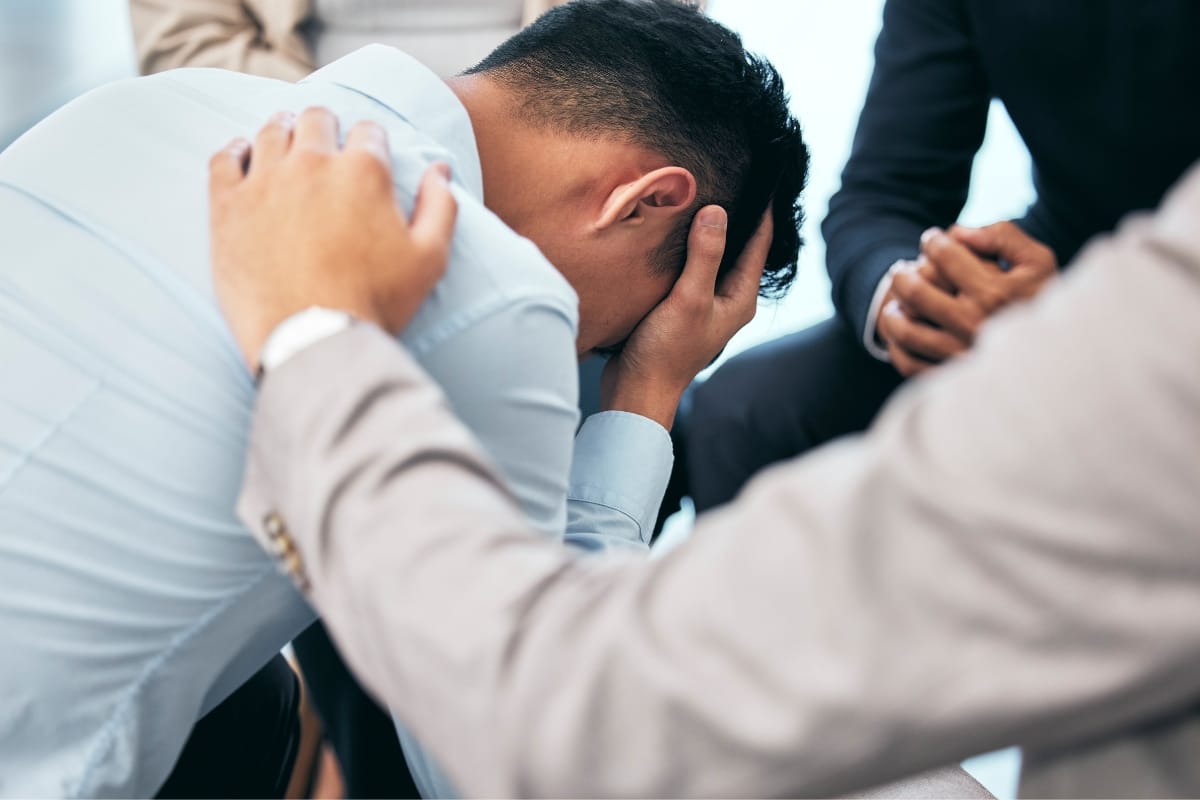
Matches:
[921,226,943,245]
[228,138,251,171]
[269,110,295,128]
[698,207,727,231]
[358,120,386,140]
[433,162,451,182]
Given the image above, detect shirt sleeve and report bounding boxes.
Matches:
[566,410,673,552]
[823,0,991,343]
[412,298,670,553]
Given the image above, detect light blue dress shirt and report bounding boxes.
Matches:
[0,46,672,798]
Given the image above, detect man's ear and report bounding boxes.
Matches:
[595,167,697,231]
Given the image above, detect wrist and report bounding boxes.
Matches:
[601,380,683,430]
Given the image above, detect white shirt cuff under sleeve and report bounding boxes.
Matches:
[863,260,910,362]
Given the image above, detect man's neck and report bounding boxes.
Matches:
[445,74,504,206]
[443,73,557,230]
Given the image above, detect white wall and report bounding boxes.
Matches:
[704,0,1033,367]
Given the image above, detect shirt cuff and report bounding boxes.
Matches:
[862,260,909,362]
[568,410,674,549]
[259,307,355,374]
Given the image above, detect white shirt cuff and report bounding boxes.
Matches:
[862,260,909,362]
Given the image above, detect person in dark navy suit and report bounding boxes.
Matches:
[674,0,1200,512]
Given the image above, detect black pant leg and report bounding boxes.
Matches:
[577,356,605,420]
[653,389,696,538]
[684,316,904,512]
[156,653,301,799]
[293,622,421,799]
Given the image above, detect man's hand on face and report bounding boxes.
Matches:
[600,206,772,430]
[877,221,1058,377]
[209,106,458,374]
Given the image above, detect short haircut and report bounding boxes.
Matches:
[468,0,809,297]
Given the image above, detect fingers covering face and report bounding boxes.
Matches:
[682,206,728,297]
[719,210,771,304]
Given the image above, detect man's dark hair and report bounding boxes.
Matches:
[468,0,809,297]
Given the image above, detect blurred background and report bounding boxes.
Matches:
[0,0,1027,795]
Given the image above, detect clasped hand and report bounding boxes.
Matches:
[878,221,1058,376]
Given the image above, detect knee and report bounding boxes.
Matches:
[685,341,825,462]
[681,354,793,512]
[686,359,755,447]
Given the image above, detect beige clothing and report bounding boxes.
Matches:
[130,0,566,80]
[238,164,1200,797]
[305,0,550,77]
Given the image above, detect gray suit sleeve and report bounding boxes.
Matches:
[238,166,1200,797]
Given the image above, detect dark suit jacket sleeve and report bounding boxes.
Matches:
[823,0,991,343]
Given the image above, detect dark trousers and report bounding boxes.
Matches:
[676,316,905,513]
[293,622,421,798]
[156,653,301,799]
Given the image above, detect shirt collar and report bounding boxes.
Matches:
[303,45,485,200]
